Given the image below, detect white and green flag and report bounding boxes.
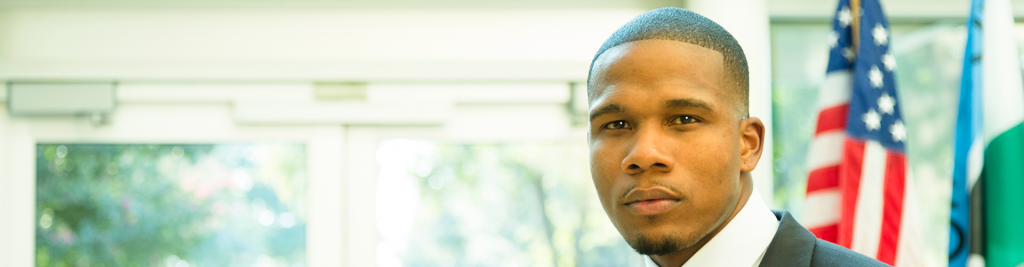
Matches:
[951,0,1024,266]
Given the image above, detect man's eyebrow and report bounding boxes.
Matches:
[589,104,624,121]
[665,98,714,111]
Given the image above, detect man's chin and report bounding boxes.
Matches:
[627,232,700,256]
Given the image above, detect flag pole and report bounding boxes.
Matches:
[851,0,860,51]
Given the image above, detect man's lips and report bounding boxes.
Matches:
[626,199,679,215]
[622,186,681,215]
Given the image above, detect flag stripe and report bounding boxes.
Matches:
[983,123,1024,266]
[851,141,887,258]
[807,166,840,193]
[810,224,839,243]
[877,153,906,265]
[816,104,850,134]
[983,0,1024,142]
[896,179,925,267]
[817,71,854,108]
[839,139,865,248]
[804,189,842,228]
[808,131,846,170]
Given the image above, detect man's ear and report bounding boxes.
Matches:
[739,117,765,173]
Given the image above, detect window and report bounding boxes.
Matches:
[35,144,307,267]
[374,139,639,267]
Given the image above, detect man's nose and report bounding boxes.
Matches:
[621,128,674,175]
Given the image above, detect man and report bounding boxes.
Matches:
[586,7,888,267]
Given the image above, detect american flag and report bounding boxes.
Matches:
[803,0,923,265]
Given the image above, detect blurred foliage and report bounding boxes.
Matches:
[376,140,637,267]
[36,144,307,267]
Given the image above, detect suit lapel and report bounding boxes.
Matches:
[758,210,817,267]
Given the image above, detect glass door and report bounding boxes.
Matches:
[0,86,345,267]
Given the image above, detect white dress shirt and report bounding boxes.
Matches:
[644,189,779,267]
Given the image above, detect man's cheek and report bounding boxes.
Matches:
[592,159,620,195]
[591,148,623,205]
[590,141,621,172]
[683,138,728,170]
[589,149,612,184]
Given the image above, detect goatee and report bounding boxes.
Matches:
[629,233,697,256]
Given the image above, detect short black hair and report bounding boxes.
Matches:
[587,7,750,116]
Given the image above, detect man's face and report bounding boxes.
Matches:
[587,39,746,255]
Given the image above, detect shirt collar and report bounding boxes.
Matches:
[644,189,779,267]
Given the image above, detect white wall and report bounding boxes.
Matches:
[0,9,645,81]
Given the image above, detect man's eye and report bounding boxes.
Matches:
[671,115,699,125]
[604,121,630,130]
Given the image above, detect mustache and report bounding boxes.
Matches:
[618,180,684,200]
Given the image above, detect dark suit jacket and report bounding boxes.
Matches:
[759,210,890,267]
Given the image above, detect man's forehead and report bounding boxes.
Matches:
[590,39,724,80]
[588,40,727,101]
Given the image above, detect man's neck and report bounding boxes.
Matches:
[648,173,754,267]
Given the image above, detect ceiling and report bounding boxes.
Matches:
[0,0,683,9]
[1,0,1022,22]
